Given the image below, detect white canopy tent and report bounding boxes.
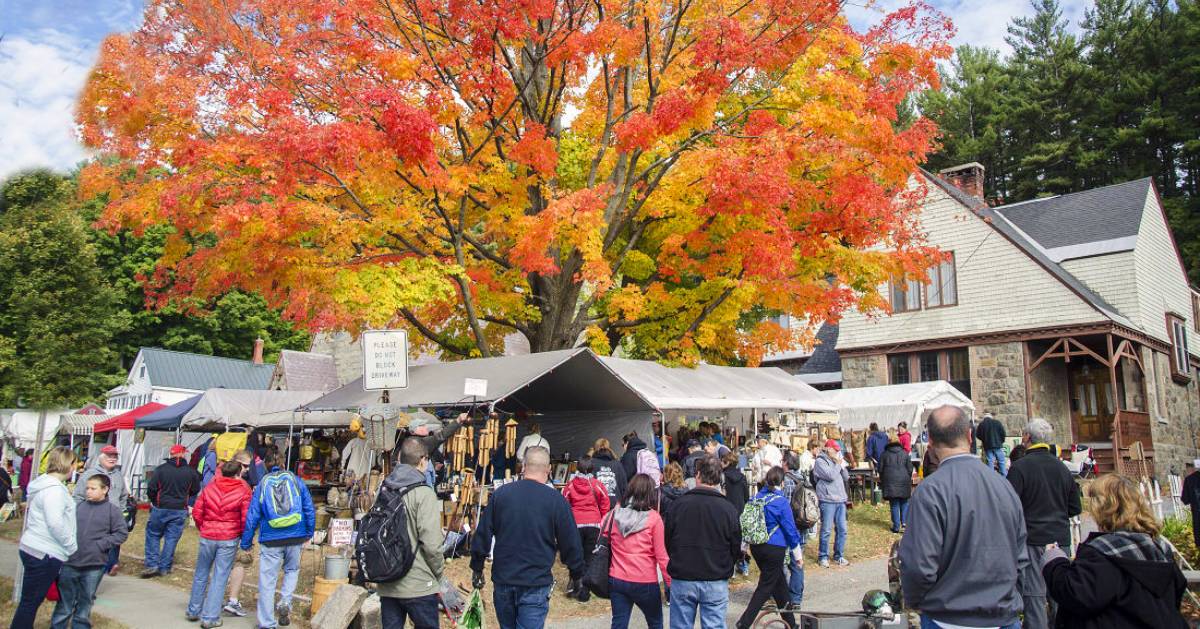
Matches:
[598,357,835,412]
[0,409,69,451]
[819,380,974,432]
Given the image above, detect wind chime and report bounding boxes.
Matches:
[477,415,500,483]
[504,419,518,480]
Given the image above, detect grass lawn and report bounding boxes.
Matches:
[0,575,128,629]
[0,501,898,627]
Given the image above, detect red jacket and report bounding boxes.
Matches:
[192,475,252,541]
[562,476,610,526]
[898,430,913,453]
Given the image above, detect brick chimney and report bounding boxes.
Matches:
[939,162,985,200]
[252,338,264,364]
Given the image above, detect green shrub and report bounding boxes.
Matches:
[1161,514,1199,566]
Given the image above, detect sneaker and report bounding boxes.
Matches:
[200,620,223,629]
[140,568,160,579]
[835,557,850,567]
[185,613,200,622]
[818,559,829,568]
[223,600,247,617]
[276,604,291,626]
[107,564,119,576]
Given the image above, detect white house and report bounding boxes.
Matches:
[105,345,276,412]
[835,163,1200,478]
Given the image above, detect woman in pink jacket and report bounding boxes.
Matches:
[606,473,670,629]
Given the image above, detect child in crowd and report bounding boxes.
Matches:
[51,473,128,629]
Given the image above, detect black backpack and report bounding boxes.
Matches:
[789,472,819,530]
[354,482,423,583]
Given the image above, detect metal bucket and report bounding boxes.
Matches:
[324,554,351,580]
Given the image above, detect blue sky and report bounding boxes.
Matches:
[0,0,1090,180]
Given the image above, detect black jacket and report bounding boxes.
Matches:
[470,479,584,587]
[976,416,1006,450]
[1007,445,1082,547]
[1181,471,1200,519]
[658,484,687,526]
[620,438,648,481]
[722,466,749,514]
[879,443,913,500]
[592,453,627,503]
[147,458,201,510]
[682,451,705,479]
[665,487,741,581]
[1044,531,1187,629]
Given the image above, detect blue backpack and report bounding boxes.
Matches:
[260,471,302,529]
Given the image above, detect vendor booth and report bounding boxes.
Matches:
[819,380,975,432]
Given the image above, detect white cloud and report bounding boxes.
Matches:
[845,0,1092,55]
[0,31,99,179]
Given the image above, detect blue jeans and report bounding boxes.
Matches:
[786,552,804,605]
[144,507,188,572]
[818,501,847,561]
[669,579,728,629]
[50,565,105,629]
[187,537,238,622]
[986,448,1007,475]
[609,578,662,629]
[889,499,910,532]
[492,583,551,629]
[13,550,63,629]
[257,543,302,628]
[921,616,1020,629]
[381,594,440,629]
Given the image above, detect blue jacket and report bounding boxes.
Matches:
[866,431,889,466]
[240,468,315,549]
[754,487,802,549]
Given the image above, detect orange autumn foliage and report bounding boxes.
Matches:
[77,0,953,364]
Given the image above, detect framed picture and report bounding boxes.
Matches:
[552,463,569,484]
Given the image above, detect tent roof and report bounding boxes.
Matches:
[94,402,166,433]
[137,395,203,430]
[179,389,347,430]
[59,413,110,436]
[305,349,654,414]
[598,357,836,412]
[819,381,974,430]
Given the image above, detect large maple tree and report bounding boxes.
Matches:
[78,0,952,364]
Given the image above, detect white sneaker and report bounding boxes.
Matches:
[222,600,246,617]
[835,557,850,567]
[818,559,829,568]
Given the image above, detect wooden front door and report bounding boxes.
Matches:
[1070,360,1114,442]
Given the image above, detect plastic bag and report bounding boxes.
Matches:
[455,588,486,629]
[440,577,466,618]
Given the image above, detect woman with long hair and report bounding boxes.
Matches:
[13,447,78,629]
[591,438,628,505]
[658,463,687,524]
[1042,474,1187,628]
[879,429,913,533]
[607,474,670,629]
[736,466,801,629]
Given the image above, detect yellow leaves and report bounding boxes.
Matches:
[620,250,655,281]
[584,325,611,355]
[331,258,457,328]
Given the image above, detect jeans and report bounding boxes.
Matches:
[144,507,188,572]
[492,583,551,629]
[921,617,1020,629]
[12,550,63,629]
[818,501,847,561]
[609,578,662,629]
[986,448,1008,475]
[381,594,439,629]
[669,579,728,629]
[1020,544,1054,629]
[257,543,302,628]
[187,537,238,623]
[888,499,910,532]
[104,545,120,573]
[786,551,804,606]
[737,544,795,629]
[50,565,105,629]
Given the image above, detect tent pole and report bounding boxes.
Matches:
[286,412,295,471]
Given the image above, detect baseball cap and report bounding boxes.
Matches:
[755,434,769,442]
[824,439,841,451]
[169,444,187,456]
[100,445,118,456]
[686,439,700,448]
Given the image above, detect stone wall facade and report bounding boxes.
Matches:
[1028,358,1072,445]
[1145,347,1200,478]
[969,343,1028,434]
[841,355,887,389]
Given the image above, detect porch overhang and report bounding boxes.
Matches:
[838,321,1178,360]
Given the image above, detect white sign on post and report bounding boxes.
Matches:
[463,378,488,397]
[362,330,409,391]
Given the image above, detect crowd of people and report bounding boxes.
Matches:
[7,407,1196,629]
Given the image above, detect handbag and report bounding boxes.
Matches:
[583,511,616,599]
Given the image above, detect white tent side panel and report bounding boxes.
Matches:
[820,381,975,432]
[116,429,210,499]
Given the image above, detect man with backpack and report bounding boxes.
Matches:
[782,452,817,605]
[240,451,315,628]
[364,438,445,629]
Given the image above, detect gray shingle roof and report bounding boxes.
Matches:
[920,170,1136,328]
[992,178,1151,250]
[272,350,339,392]
[797,323,841,375]
[141,347,275,391]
